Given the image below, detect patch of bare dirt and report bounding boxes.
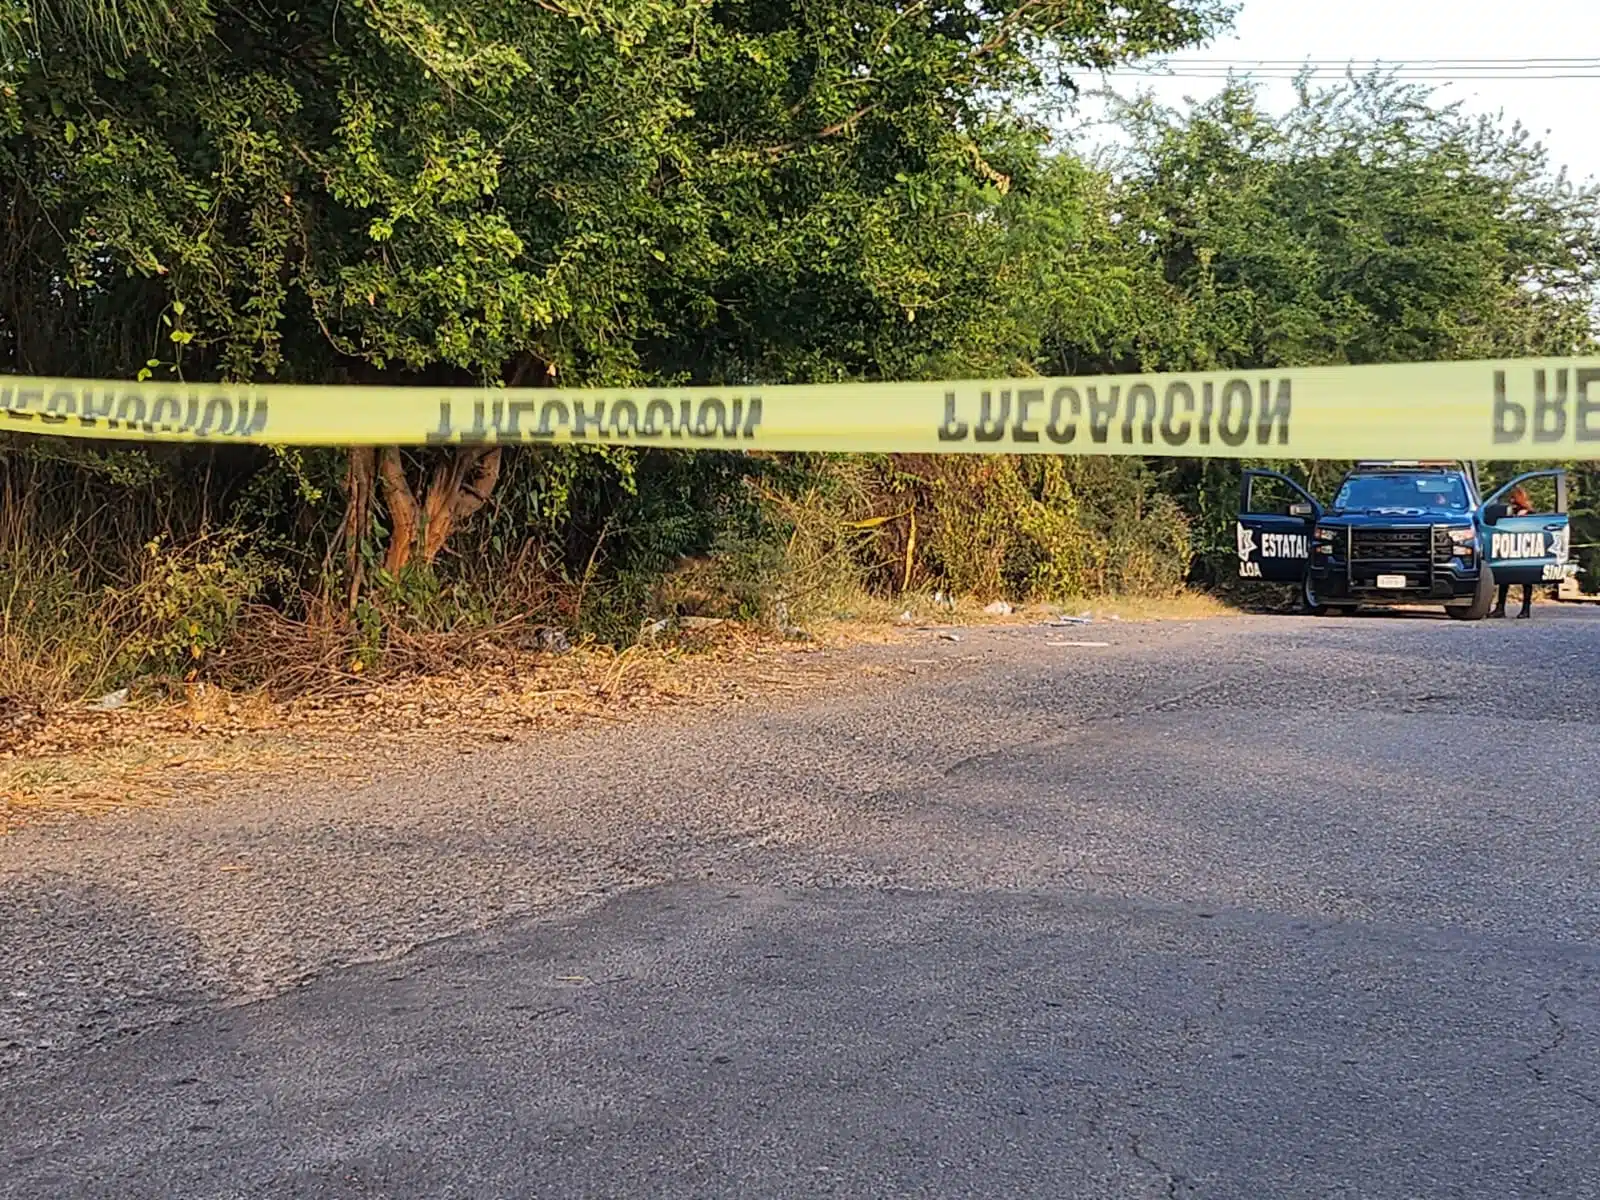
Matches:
[0,594,1236,834]
[0,625,900,834]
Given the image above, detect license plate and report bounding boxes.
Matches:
[1376,573,1407,590]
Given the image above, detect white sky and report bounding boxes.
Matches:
[1068,0,1600,184]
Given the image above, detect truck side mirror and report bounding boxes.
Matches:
[1289,502,1313,517]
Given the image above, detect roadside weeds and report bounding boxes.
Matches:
[0,593,1237,834]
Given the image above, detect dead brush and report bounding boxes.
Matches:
[206,597,575,700]
[0,498,156,707]
[748,460,898,622]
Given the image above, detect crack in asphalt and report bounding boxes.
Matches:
[1128,1130,1188,1199]
[935,676,1230,780]
[1524,995,1569,1085]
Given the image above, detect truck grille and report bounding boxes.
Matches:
[1431,527,1456,565]
[1350,527,1431,569]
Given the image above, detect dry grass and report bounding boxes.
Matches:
[0,590,1237,835]
[810,587,1240,635]
[0,624,868,833]
[1054,591,1240,622]
[0,445,1234,829]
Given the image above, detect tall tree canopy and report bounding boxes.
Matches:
[1097,75,1600,374]
[0,0,1230,387]
[1057,74,1600,570]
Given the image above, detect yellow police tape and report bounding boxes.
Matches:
[3,357,1599,458]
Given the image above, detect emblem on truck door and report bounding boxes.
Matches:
[1551,526,1569,564]
[1236,523,1260,577]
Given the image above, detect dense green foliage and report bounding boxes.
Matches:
[2,0,1598,699]
[1,0,1225,383]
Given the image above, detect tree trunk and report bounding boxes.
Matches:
[420,446,503,563]
[375,444,502,575]
[341,446,376,608]
[377,446,421,575]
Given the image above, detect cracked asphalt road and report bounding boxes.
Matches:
[3,608,1599,1198]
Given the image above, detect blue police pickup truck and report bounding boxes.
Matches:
[1235,460,1574,619]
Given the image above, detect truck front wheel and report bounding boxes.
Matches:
[1447,564,1495,621]
[1301,574,1330,616]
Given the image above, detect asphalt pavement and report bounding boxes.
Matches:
[3,606,1599,1198]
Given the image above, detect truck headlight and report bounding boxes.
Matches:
[1446,527,1475,558]
[1313,526,1339,554]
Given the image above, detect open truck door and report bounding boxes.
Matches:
[1235,469,1320,583]
[1480,470,1572,587]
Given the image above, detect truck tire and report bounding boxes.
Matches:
[1301,574,1329,616]
[1447,563,1495,621]
[1301,574,1349,616]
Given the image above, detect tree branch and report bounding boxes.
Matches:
[419,446,503,564]
[762,105,878,157]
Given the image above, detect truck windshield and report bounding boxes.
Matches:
[1334,474,1470,513]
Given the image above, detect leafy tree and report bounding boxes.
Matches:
[1,0,1229,578]
[1056,73,1600,573]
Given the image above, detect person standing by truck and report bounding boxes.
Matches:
[1491,486,1535,619]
